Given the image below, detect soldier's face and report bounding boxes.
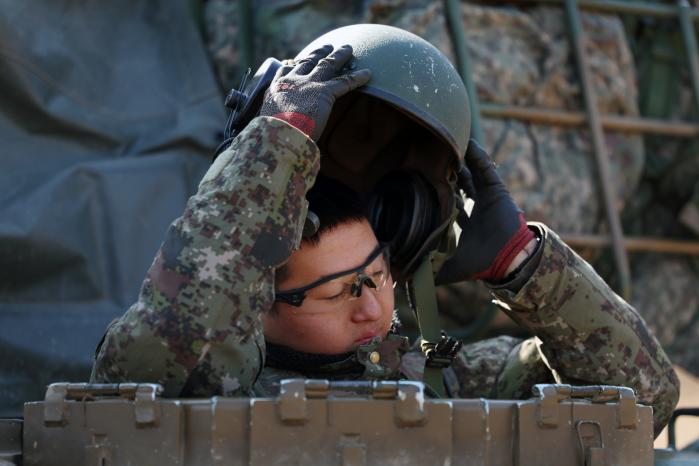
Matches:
[263,220,395,354]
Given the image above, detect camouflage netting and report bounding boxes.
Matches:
[630,254,699,372]
[621,18,699,375]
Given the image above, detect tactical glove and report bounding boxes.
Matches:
[436,139,535,284]
[259,44,371,141]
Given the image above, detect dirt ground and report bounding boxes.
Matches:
[655,366,699,450]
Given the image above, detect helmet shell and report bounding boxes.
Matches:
[296,24,470,164]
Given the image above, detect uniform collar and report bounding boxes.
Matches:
[265,333,410,380]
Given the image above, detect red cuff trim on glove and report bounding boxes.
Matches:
[473,213,535,281]
[271,112,316,138]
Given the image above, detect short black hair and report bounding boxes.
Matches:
[302,175,368,246]
[274,175,368,287]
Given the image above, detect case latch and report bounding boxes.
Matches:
[277,379,427,426]
[42,382,163,427]
[532,384,638,429]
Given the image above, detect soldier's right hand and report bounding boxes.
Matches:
[259,44,371,141]
[436,139,535,284]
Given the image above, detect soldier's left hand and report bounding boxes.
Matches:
[259,44,371,141]
[436,139,535,284]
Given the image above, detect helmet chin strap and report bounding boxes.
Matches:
[404,252,462,398]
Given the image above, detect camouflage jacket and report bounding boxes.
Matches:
[91,116,679,435]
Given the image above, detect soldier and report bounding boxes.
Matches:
[91,25,679,436]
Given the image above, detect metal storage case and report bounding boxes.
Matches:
[20,380,653,466]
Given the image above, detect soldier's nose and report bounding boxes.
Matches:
[350,285,383,322]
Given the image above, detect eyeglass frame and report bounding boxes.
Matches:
[274,244,391,308]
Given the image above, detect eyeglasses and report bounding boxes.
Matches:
[275,244,391,308]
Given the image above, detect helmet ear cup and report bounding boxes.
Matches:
[213,57,283,160]
[368,171,441,279]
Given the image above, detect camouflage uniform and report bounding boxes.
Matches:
[92,116,679,436]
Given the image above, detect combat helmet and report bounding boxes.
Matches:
[298,24,471,164]
[297,24,472,279]
[219,24,471,280]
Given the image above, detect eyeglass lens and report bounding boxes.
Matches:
[304,249,389,303]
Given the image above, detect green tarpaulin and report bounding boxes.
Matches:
[0,0,225,416]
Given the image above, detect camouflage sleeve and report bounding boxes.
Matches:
[90,116,320,397]
[445,336,555,399]
[487,223,680,436]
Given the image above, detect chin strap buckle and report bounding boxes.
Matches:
[421,332,463,369]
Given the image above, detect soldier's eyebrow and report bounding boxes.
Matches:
[277,243,384,295]
[312,243,382,282]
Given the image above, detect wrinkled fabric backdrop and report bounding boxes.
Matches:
[0,0,224,415]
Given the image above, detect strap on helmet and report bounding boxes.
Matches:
[405,251,462,398]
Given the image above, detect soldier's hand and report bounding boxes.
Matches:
[259,44,371,141]
[436,139,535,284]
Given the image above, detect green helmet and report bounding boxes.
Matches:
[296,24,471,278]
[296,24,471,164]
